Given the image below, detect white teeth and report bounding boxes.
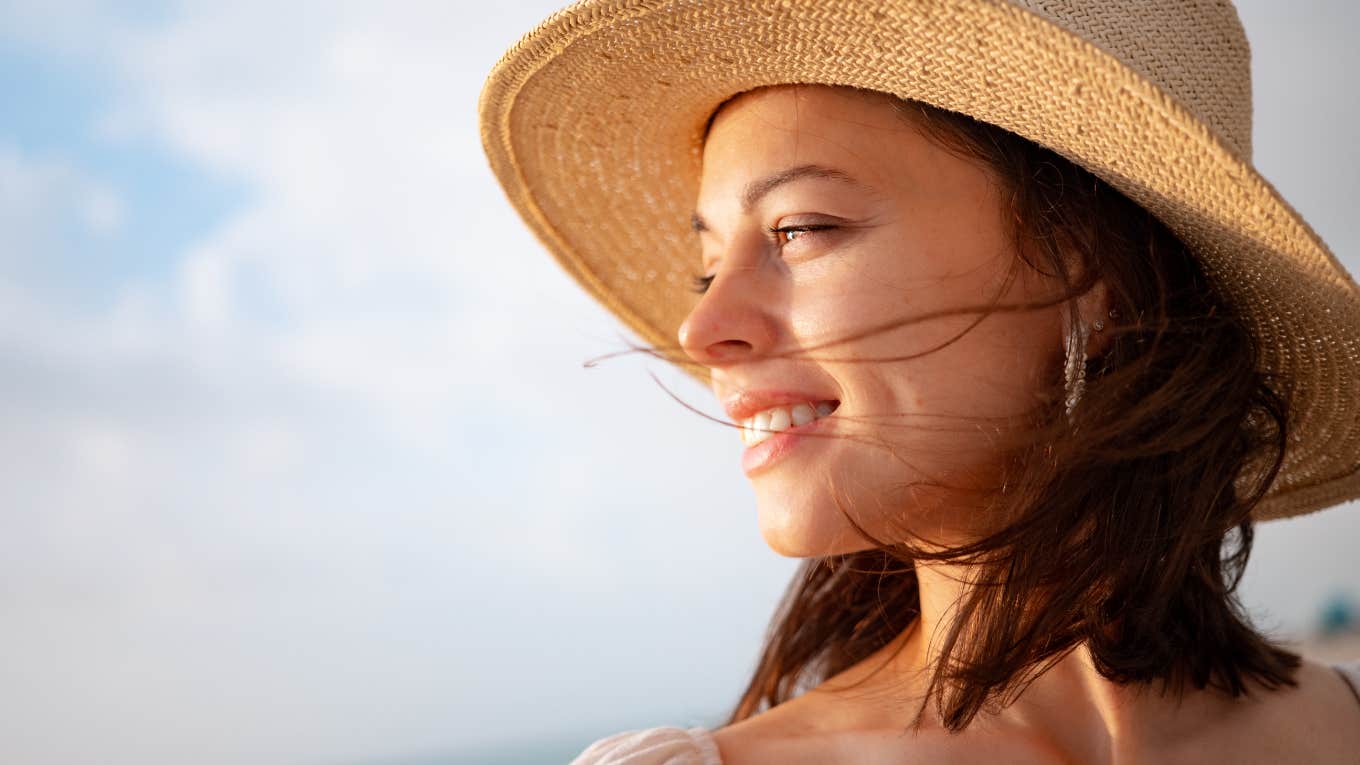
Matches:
[753,410,772,432]
[749,411,773,447]
[739,401,836,447]
[768,408,792,432]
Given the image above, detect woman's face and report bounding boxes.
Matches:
[681,84,1076,557]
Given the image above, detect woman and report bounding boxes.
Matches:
[479,1,1360,762]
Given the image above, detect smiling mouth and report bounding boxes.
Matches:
[740,400,840,446]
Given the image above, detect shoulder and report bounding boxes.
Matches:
[569,726,722,765]
[1331,655,1360,702]
[1198,654,1360,763]
[1270,655,1360,722]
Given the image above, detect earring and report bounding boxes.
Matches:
[1063,316,1089,420]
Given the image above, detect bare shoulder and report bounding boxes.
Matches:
[1256,656,1360,730]
[707,694,820,765]
[1196,655,1360,763]
[710,657,1360,765]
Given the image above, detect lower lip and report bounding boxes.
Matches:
[741,415,834,476]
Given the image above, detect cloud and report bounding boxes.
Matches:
[0,142,125,261]
[0,3,795,762]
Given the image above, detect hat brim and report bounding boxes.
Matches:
[478,0,1360,521]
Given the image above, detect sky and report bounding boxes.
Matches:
[0,1,1356,763]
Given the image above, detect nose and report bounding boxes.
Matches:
[677,260,779,368]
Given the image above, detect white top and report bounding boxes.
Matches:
[570,659,1360,764]
[569,725,721,765]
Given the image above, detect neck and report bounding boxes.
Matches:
[806,558,1241,764]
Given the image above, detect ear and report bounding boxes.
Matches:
[1076,277,1114,359]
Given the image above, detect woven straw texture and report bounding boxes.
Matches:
[479,0,1360,522]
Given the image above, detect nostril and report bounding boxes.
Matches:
[708,339,754,359]
[678,289,777,362]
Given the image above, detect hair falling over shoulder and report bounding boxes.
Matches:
[722,94,1302,733]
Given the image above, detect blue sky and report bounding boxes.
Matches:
[0,2,1357,764]
[0,29,245,305]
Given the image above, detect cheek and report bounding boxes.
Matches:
[925,316,1056,417]
[751,322,1052,557]
[804,293,1045,416]
[821,300,1054,493]
[809,244,1054,417]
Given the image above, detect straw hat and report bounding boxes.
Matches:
[478,0,1360,522]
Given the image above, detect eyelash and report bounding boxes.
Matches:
[689,225,835,295]
[761,221,832,242]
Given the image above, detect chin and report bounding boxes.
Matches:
[755,496,876,558]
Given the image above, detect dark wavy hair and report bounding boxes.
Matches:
[680,85,1302,733]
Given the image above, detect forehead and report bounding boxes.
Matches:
[702,84,909,165]
[696,86,941,206]
[709,84,900,131]
[695,85,990,233]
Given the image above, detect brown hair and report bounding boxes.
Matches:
[690,86,1302,732]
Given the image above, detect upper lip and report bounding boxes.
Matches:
[721,388,840,422]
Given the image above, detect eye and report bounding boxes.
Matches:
[690,273,715,294]
[767,224,835,245]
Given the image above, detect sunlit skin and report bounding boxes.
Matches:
[677,85,1360,764]
[681,83,1108,557]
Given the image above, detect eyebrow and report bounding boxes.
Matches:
[689,164,872,233]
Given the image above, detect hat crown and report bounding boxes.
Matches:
[1010,0,1253,158]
